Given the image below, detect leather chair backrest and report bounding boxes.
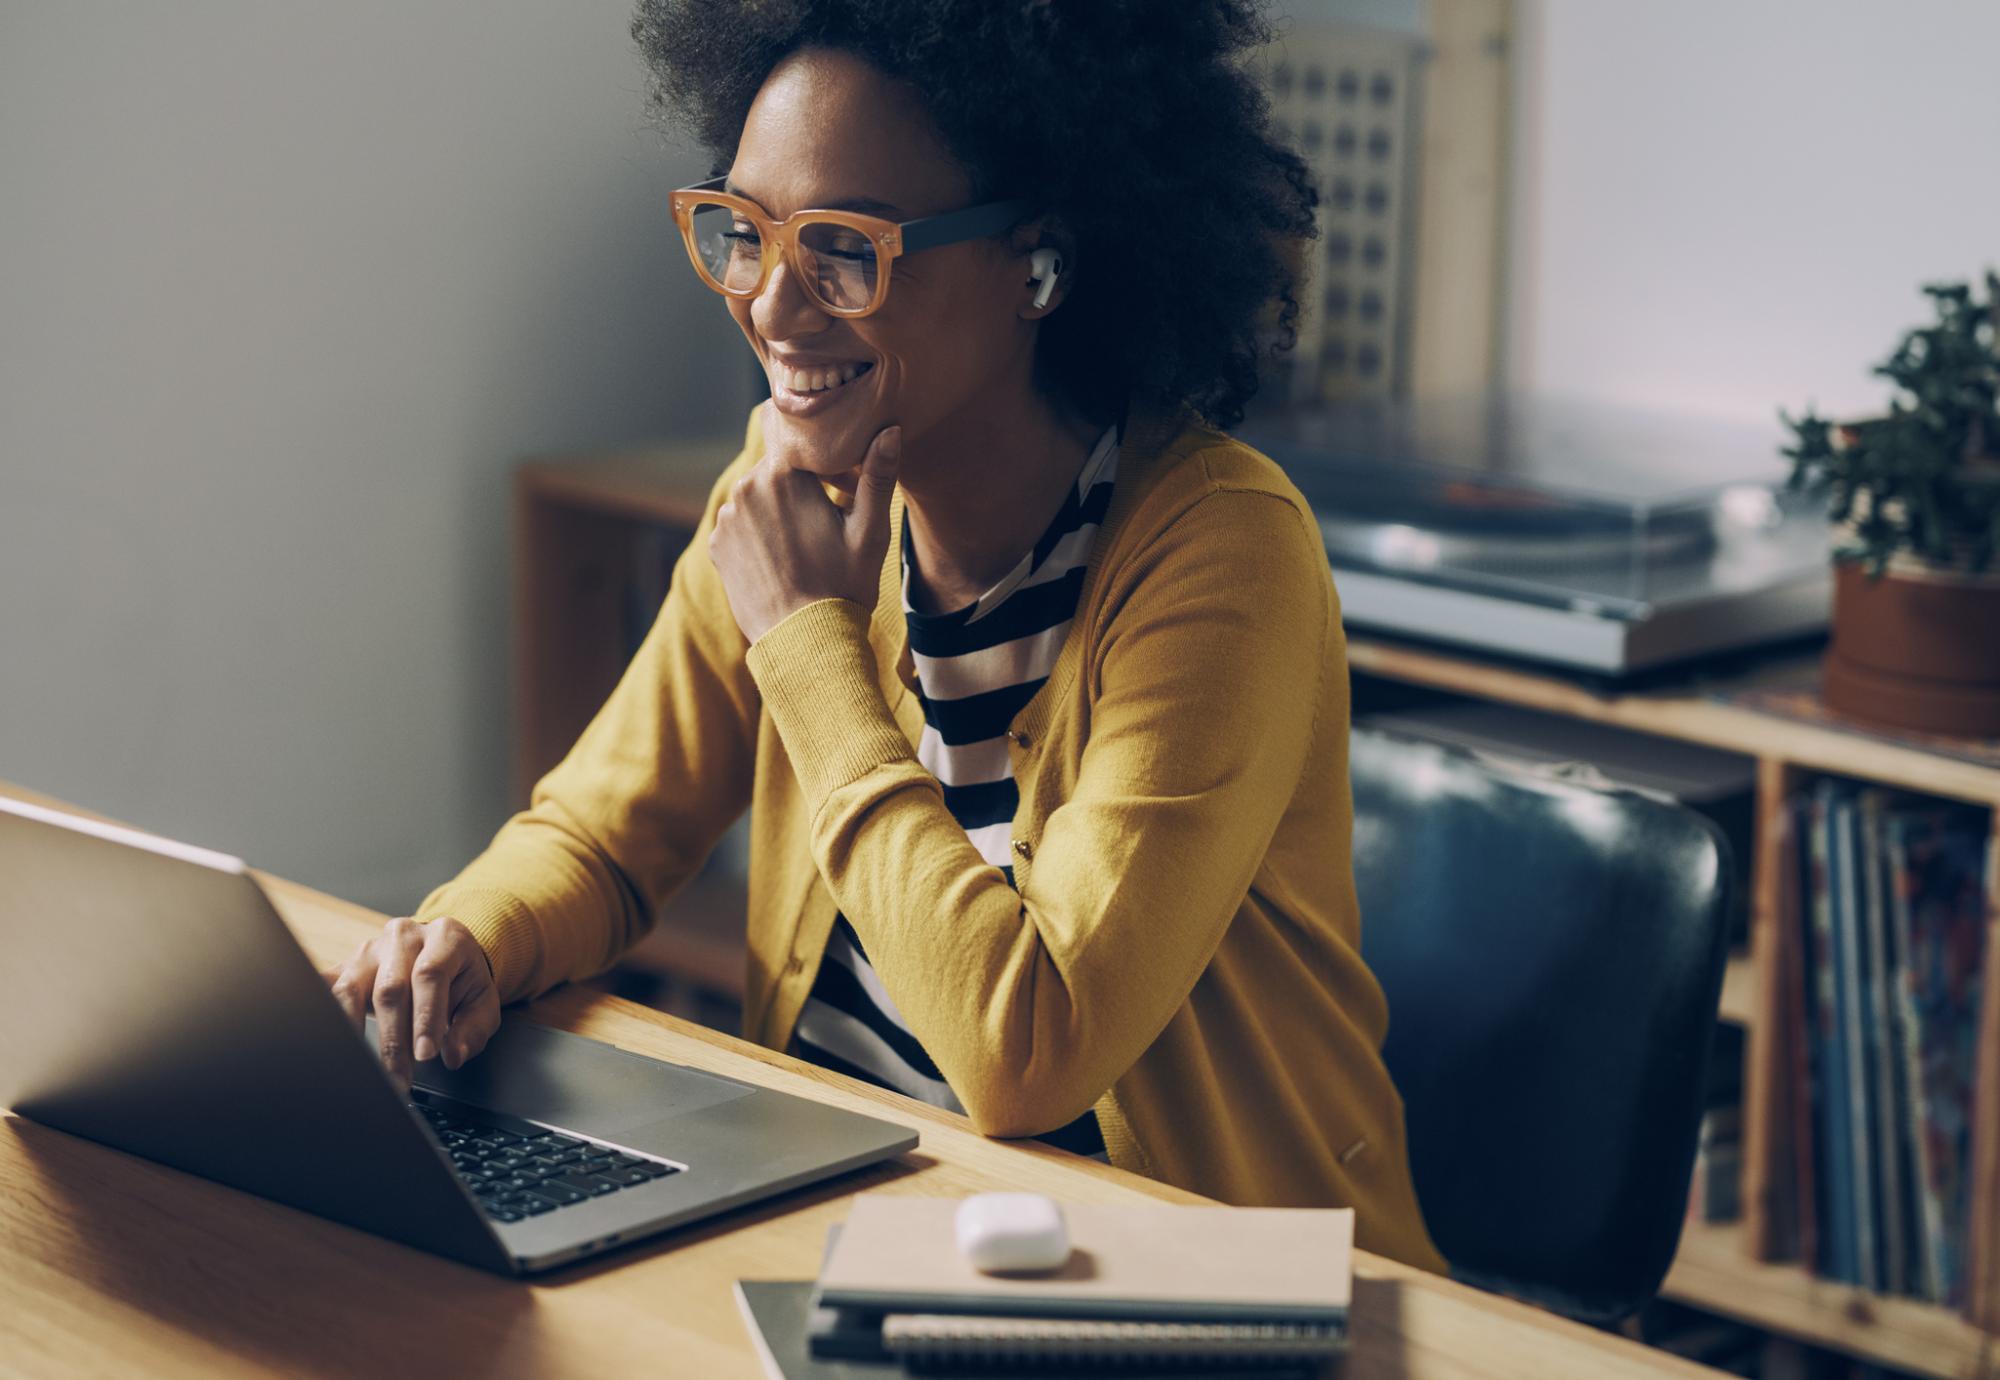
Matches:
[1350,726,1733,1323]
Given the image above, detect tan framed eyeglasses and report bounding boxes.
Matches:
[669,177,1031,318]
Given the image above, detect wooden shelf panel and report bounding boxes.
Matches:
[1346,637,2000,807]
[1664,1219,1994,1380]
[517,439,737,528]
[1717,952,1756,1027]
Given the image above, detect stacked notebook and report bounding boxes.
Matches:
[735,1196,1354,1378]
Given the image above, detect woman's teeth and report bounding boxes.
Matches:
[780,361,873,394]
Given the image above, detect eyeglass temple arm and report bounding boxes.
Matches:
[897,199,1032,254]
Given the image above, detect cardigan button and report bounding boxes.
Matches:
[1011,839,1033,859]
[1006,728,1032,748]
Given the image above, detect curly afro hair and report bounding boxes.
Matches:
[630,0,1316,430]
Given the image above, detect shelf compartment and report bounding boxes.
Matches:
[1664,1218,1993,1380]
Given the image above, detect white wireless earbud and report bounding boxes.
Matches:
[1029,248,1063,309]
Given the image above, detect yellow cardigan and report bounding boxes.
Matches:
[417,402,1447,1274]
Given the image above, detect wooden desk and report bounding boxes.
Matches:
[0,784,1722,1379]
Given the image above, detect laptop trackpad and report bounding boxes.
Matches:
[406,1017,751,1138]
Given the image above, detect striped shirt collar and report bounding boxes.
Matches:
[899,423,1121,626]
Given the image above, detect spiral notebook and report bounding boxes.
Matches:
[734,1280,1333,1379]
[880,1311,1343,1370]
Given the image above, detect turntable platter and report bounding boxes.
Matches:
[1312,477,1719,573]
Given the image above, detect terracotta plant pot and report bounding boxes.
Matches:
[1823,558,2000,737]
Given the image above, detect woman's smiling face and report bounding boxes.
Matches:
[723,47,1045,480]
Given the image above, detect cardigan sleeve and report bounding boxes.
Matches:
[411,414,765,1003]
[744,481,1333,1137]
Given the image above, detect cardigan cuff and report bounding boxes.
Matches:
[413,885,544,1004]
[745,596,914,806]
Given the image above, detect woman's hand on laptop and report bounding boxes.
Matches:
[324,917,500,1092]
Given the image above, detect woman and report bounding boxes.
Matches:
[328,0,1446,1272]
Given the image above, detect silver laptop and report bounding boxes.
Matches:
[0,795,918,1275]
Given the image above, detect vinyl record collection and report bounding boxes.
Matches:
[1781,780,1990,1304]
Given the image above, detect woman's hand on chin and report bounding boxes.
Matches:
[709,410,903,644]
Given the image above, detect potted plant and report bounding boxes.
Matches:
[1783,273,2000,737]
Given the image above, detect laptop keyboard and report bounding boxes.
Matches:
[410,1093,681,1224]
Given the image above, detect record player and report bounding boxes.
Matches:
[1240,395,1833,677]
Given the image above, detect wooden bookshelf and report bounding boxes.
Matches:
[512,441,731,804]
[513,439,2000,1379]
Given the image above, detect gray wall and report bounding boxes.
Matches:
[1276,0,1426,37]
[1507,0,2000,422]
[0,2,750,913]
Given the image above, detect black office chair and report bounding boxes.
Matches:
[1349,725,1733,1325]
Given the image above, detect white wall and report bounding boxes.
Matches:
[0,3,750,912]
[1508,1,2000,424]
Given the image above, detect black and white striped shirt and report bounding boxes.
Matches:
[792,425,1120,1156]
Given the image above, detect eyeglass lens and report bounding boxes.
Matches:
[687,202,881,311]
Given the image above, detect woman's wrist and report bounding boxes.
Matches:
[745,598,914,806]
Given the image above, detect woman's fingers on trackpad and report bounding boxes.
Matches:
[323,916,499,1083]
[441,933,502,1070]
[410,926,459,1065]
[369,919,427,1091]
[327,939,377,1033]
